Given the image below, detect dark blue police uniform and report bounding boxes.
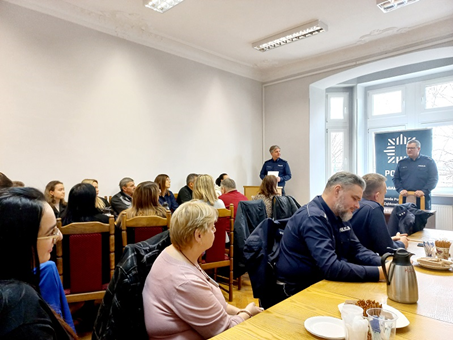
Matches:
[259,158,291,194]
[392,154,438,209]
[350,198,405,256]
[276,196,381,297]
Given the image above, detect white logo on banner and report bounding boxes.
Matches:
[383,133,415,164]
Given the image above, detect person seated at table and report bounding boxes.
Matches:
[215,173,229,197]
[176,173,198,205]
[275,172,385,304]
[350,173,408,256]
[252,175,281,218]
[155,174,179,212]
[111,177,135,215]
[142,201,262,339]
[45,180,67,218]
[0,187,76,338]
[193,174,225,209]
[61,183,109,225]
[219,178,248,218]
[82,179,111,214]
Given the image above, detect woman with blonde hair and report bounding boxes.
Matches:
[154,174,179,212]
[253,175,281,218]
[44,180,67,218]
[192,174,225,209]
[143,201,262,339]
[81,179,111,213]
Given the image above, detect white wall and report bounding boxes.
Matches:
[0,2,263,196]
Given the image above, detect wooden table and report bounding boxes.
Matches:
[211,229,453,339]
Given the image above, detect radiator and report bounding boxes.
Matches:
[432,204,453,231]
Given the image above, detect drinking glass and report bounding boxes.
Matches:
[341,304,367,340]
[366,308,398,340]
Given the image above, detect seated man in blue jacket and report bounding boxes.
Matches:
[276,172,385,300]
[351,173,408,256]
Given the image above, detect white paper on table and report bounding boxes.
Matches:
[268,171,279,178]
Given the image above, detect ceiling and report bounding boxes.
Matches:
[8,0,453,81]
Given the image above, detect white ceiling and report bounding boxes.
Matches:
[8,0,453,81]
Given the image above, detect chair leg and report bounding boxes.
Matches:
[237,275,242,290]
[229,269,233,302]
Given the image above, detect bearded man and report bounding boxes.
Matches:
[275,172,385,301]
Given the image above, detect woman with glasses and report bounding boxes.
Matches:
[0,187,76,339]
[142,201,262,339]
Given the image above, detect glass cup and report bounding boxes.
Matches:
[423,240,436,257]
[341,304,367,340]
[367,308,398,340]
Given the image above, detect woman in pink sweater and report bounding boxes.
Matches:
[142,201,262,339]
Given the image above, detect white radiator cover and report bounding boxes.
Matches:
[432,204,453,231]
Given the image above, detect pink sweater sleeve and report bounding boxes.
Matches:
[172,276,243,338]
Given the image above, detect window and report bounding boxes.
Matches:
[364,74,453,193]
[432,124,453,189]
[326,92,350,176]
[425,80,453,109]
[329,131,345,175]
[369,88,404,116]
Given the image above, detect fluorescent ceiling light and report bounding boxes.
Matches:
[376,0,420,13]
[144,0,184,13]
[252,20,328,52]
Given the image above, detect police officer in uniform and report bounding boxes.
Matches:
[392,139,438,209]
[259,145,291,195]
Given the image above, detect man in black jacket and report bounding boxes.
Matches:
[111,177,135,215]
[176,173,197,205]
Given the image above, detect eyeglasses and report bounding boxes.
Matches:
[406,147,417,150]
[37,227,61,243]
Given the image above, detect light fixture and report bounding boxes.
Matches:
[252,20,328,52]
[143,0,185,13]
[376,0,420,13]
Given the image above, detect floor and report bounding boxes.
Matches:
[76,274,257,340]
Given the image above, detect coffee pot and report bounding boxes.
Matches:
[381,249,418,303]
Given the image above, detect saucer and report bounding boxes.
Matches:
[304,316,345,339]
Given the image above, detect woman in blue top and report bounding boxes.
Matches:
[155,174,179,212]
[0,187,76,338]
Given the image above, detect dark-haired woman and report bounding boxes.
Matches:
[61,183,109,226]
[154,174,179,212]
[215,173,229,197]
[0,187,77,339]
[253,175,281,218]
[45,180,67,218]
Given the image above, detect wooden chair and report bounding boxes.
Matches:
[121,210,171,251]
[56,216,115,303]
[199,204,235,301]
[399,191,425,210]
[104,195,112,205]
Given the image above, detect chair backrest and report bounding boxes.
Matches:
[399,191,425,210]
[272,195,301,220]
[56,217,115,297]
[204,204,234,263]
[121,210,171,250]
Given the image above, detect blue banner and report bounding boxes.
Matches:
[375,129,433,207]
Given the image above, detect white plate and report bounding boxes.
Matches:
[416,257,453,271]
[304,316,345,340]
[338,303,410,328]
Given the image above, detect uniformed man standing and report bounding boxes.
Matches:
[259,145,291,195]
[392,139,438,209]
